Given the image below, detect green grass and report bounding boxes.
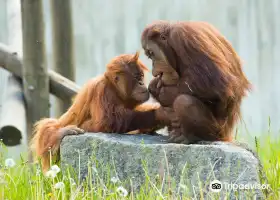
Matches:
[255,135,280,199]
[0,134,279,200]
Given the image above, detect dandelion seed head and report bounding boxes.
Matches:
[111,176,119,184]
[50,165,61,174]
[45,170,57,178]
[5,158,16,168]
[116,186,128,197]
[54,182,65,189]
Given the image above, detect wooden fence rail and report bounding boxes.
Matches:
[0,43,80,99]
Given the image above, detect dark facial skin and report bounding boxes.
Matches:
[128,65,149,103]
[141,40,180,107]
[142,40,179,86]
[114,62,149,104]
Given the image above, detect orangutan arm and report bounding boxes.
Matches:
[100,105,168,133]
[126,109,159,132]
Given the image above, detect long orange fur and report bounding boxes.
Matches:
[31,53,162,172]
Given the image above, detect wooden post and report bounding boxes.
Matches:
[50,0,75,117]
[20,0,49,143]
[0,75,26,146]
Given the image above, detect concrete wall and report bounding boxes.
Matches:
[70,0,280,137]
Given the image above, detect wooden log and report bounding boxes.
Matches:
[50,0,76,116]
[0,75,26,146]
[0,43,80,100]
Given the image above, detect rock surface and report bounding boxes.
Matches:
[60,133,266,199]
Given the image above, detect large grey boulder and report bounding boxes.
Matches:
[60,133,267,199]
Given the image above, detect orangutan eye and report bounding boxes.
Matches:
[146,50,154,59]
[135,72,144,80]
[160,34,166,40]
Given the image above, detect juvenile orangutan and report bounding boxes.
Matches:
[31,52,168,172]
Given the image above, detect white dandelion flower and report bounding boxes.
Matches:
[116,186,128,197]
[110,176,119,184]
[50,165,61,174]
[45,170,57,178]
[69,178,76,186]
[5,158,16,168]
[54,182,65,189]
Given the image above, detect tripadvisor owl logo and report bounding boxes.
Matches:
[209,180,222,192]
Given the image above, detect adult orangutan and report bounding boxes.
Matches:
[141,21,251,144]
[31,52,168,172]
